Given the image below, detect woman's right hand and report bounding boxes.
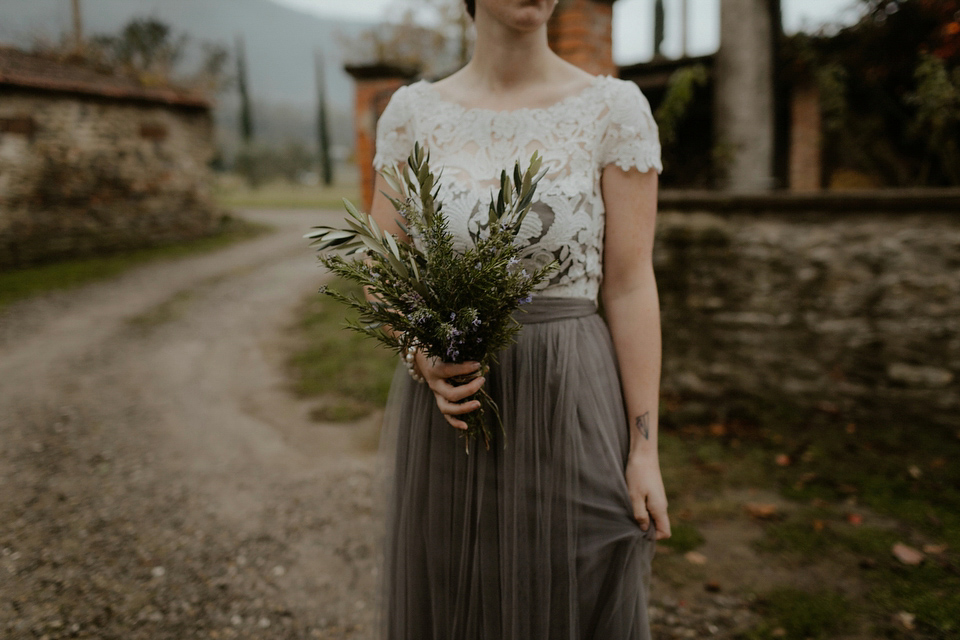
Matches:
[413,351,487,430]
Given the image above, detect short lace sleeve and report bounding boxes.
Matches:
[372,84,415,171]
[599,80,663,174]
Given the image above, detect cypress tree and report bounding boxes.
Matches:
[236,35,254,144]
[315,49,333,186]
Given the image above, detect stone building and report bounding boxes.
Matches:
[0,46,219,268]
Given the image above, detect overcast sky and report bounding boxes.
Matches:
[270,0,864,64]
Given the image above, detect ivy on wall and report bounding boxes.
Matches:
[783,0,960,187]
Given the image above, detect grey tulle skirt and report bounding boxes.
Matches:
[375,296,658,640]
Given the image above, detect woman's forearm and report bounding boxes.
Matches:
[602,270,662,461]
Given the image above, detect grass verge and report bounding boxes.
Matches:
[214,175,360,210]
[286,278,397,422]
[738,587,853,639]
[0,215,274,313]
[659,396,960,638]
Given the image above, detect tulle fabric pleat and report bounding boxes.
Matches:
[373,296,658,640]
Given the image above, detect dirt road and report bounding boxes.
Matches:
[1,210,383,639]
[0,209,761,639]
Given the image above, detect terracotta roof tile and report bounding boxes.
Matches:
[0,46,210,109]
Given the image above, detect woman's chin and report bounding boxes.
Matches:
[480,0,556,31]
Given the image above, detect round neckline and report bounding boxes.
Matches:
[414,74,610,116]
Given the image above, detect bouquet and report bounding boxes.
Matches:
[304,142,556,452]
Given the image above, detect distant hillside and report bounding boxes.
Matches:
[0,0,374,159]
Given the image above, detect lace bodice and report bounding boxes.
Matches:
[372,74,662,302]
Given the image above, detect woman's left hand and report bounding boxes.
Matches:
[625,456,671,540]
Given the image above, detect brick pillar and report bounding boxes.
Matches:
[788,80,822,192]
[344,64,419,212]
[548,0,617,77]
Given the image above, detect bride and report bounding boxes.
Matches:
[369,0,671,637]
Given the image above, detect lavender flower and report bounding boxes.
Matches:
[518,294,533,305]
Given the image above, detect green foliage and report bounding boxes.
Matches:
[782,0,960,185]
[236,35,254,144]
[906,52,960,184]
[288,278,396,420]
[743,587,853,640]
[306,143,557,451]
[90,18,187,74]
[315,51,333,187]
[654,64,709,147]
[658,522,705,554]
[84,18,230,92]
[815,62,848,135]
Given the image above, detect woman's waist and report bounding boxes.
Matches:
[510,295,598,325]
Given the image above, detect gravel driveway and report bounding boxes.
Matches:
[1,210,383,639]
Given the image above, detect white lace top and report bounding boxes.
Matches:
[372,74,662,302]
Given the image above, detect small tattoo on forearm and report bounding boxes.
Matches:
[635,412,650,440]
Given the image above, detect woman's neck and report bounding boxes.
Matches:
[461,16,556,92]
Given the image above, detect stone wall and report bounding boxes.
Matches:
[0,90,219,268]
[652,210,960,431]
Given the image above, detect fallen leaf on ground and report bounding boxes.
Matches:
[846,513,863,526]
[684,551,708,565]
[908,465,922,479]
[892,542,924,565]
[817,400,839,413]
[893,611,916,630]
[923,543,948,554]
[743,503,779,519]
[774,453,790,466]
